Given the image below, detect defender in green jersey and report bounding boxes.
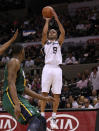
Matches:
[3,44,54,131]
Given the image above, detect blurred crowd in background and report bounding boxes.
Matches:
[1,65,99,111]
[0,1,99,44]
[0,40,98,68]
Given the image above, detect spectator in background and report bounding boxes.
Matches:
[82,98,93,109]
[31,75,41,93]
[76,73,88,89]
[92,98,98,108]
[89,66,99,96]
[68,95,78,108]
[84,69,90,79]
[1,54,10,65]
[76,72,82,81]
[65,52,78,65]
[66,102,72,108]
[78,95,85,108]
[94,96,99,109]
[72,96,79,108]
[76,21,86,31]
[25,57,34,68]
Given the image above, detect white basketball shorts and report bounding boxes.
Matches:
[41,64,62,94]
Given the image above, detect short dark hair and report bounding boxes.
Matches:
[10,44,24,56]
[48,29,58,38]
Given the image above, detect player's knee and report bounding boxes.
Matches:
[54,94,60,99]
[42,92,48,96]
[53,94,60,102]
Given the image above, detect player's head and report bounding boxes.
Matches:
[48,29,57,40]
[11,44,24,61]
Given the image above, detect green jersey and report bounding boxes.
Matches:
[3,65,40,125]
[3,65,25,94]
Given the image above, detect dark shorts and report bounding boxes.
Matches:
[3,90,40,125]
[27,115,46,131]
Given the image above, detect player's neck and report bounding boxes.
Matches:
[48,39,56,42]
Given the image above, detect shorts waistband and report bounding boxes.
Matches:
[45,64,60,68]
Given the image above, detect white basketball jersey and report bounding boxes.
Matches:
[44,40,62,65]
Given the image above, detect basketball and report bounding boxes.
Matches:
[42,6,53,18]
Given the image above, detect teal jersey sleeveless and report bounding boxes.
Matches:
[3,65,25,94]
[3,65,40,125]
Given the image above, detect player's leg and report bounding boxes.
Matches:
[51,67,62,129]
[52,67,62,118]
[40,92,48,117]
[53,94,60,117]
[27,116,41,131]
[3,88,47,130]
[38,115,46,131]
[18,96,47,131]
[40,65,52,117]
[50,94,60,129]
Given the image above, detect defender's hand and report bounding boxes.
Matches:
[12,29,18,41]
[14,103,21,120]
[45,96,55,102]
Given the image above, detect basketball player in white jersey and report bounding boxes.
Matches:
[40,9,65,129]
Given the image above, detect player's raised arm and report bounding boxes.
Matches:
[8,59,21,120]
[0,29,18,55]
[41,18,50,46]
[52,9,65,46]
